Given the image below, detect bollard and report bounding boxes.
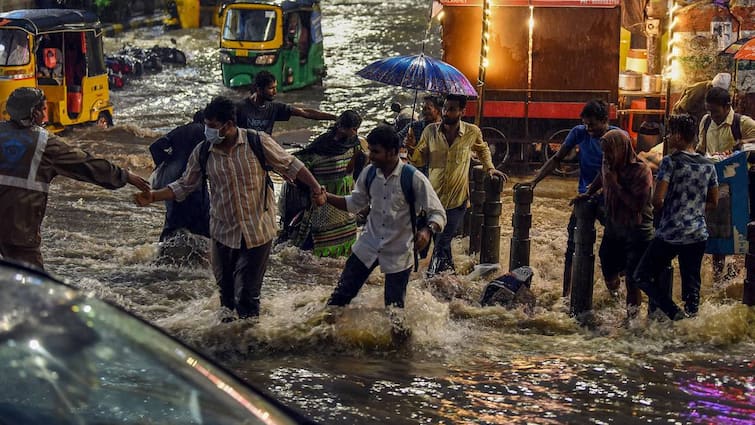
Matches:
[569,197,598,318]
[481,174,504,264]
[744,222,755,305]
[468,166,486,255]
[509,183,533,270]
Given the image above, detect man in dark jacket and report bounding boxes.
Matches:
[149,110,210,241]
[0,87,150,269]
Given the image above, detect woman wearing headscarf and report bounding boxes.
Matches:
[578,129,654,319]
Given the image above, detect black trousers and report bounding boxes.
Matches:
[211,238,272,318]
[327,254,412,308]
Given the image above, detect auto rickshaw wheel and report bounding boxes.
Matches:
[542,128,579,177]
[481,127,509,170]
[96,112,113,129]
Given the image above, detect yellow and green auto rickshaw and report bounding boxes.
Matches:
[0,9,114,132]
[218,0,326,91]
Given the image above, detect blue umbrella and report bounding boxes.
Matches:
[357,53,478,98]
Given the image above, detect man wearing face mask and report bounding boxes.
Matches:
[134,96,326,322]
[0,87,151,270]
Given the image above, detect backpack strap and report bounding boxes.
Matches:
[365,165,377,193]
[701,115,712,154]
[198,140,211,178]
[732,113,742,144]
[400,164,420,272]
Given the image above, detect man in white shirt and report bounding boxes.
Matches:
[314,125,446,311]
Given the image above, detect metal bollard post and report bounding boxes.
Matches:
[468,166,486,255]
[509,183,533,270]
[569,197,598,318]
[480,174,504,264]
[744,222,755,306]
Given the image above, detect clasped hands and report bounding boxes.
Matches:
[312,186,327,207]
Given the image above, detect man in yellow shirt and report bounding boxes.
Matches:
[410,94,507,275]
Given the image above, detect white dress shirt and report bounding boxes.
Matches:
[345,161,446,273]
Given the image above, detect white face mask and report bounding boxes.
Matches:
[204,124,225,145]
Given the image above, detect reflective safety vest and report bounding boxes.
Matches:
[0,122,50,192]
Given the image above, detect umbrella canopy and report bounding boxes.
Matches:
[734,38,755,61]
[357,53,478,98]
[721,36,753,56]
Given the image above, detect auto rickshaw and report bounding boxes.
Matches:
[0,9,114,132]
[218,0,326,91]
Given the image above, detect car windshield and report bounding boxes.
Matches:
[0,29,30,66]
[0,265,296,425]
[223,8,277,42]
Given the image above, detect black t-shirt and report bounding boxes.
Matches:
[235,98,293,135]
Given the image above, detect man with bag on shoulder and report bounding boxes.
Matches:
[134,96,325,322]
[696,87,755,282]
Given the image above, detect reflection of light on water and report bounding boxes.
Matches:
[679,361,755,425]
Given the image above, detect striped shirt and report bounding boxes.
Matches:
[169,128,303,249]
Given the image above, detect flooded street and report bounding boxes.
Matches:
[35,0,755,423]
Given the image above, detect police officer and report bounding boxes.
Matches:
[0,87,150,269]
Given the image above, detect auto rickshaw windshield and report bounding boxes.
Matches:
[223,8,277,42]
[0,29,30,66]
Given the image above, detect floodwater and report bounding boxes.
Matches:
[37,0,754,423]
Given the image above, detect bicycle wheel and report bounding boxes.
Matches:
[481,126,509,170]
[541,128,579,177]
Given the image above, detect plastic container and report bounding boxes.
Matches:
[626,49,648,74]
[67,85,82,114]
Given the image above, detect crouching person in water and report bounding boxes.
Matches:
[579,129,654,320]
[312,125,446,331]
[633,114,719,320]
[135,96,325,321]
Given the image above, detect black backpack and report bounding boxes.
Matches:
[197,130,274,210]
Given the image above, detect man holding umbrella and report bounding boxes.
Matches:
[409,94,507,276]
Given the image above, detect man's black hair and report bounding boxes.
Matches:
[424,95,442,110]
[668,113,697,144]
[204,96,236,124]
[705,86,731,107]
[192,109,205,124]
[337,110,362,130]
[254,70,276,91]
[367,124,400,154]
[580,99,609,121]
[445,94,467,110]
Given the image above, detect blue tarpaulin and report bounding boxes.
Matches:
[705,151,750,255]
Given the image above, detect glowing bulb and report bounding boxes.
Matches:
[529,17,534,30]
[482,58,489,68]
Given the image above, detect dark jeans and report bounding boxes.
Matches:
[428,204,467,276]
[598,233,649,310]
[0,242,44,270]
[327,254,412,308]
[211,238,272,318]
[633,238,707,318]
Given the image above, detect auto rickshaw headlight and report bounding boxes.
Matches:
[219,51,232,64]
[254,54,276,65]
